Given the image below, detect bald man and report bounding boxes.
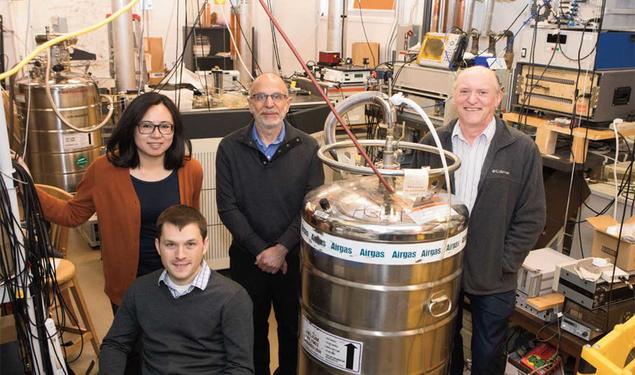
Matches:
[411,66,546,374]
[216,73,324,375]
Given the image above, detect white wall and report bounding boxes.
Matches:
[245,0,320,76]
[0,0,227,82]
[0,0,112,78]
[0,0,533,84]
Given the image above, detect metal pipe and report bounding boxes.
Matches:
[482,0,496,35]
[111,0,136,92]
[251,27,258,78]
[446,0,456,32]
[431,0,439,32]
[462,0,476,32]
[238,0,254,83]
[422,0,433,34]
[437,0,446,32]
[317,140,461,177]
[324,91,394,147]
[455,0,465,30]
[327,0,343,52]
[341,0,348,58]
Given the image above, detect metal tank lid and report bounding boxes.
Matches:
[302,175,468,244]
[302,176,469,265]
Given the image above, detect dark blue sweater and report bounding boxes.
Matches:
[216,121,325,257]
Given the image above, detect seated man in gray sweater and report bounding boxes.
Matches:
[100,205,254,374]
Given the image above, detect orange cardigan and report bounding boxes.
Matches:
[37,155,203,305]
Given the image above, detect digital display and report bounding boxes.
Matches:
[547,33,567,45]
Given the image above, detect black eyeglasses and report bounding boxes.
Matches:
[249,92,288,103]
[137,121,174,135]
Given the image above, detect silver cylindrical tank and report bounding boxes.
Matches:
[16,73,103,191]
[300,176,468,374]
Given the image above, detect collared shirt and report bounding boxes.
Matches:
[451,118,496,213]
[252,124,286,160]
[158,262,210,299]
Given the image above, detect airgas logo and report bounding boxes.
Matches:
[311,234,326,247]
[331,243,352,255]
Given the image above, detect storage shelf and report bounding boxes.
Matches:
[184,26,234,71]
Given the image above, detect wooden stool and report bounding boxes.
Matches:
[52,258,100,358]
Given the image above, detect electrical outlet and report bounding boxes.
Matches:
[143,0,153,10]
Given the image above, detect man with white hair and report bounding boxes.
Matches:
[411,66,546,374]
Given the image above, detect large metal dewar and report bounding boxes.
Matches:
[299,92,467,374]
[16,74,103,191]
[15,35,108,191]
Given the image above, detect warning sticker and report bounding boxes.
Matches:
[301,315,363,374]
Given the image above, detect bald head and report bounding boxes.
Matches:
[248,73,292,132]
[250,73,289,96]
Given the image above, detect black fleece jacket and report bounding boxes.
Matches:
[216,121,324,257]
[411,117,546,295]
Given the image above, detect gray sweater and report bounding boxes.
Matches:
[216,121,324,257]
[411,117,546,295]
[99,269,254,374]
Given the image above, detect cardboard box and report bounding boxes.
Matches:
[586,215,635,272]
[143,37,165,85]
[352,42,380,67]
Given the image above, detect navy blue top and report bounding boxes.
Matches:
[251,124,285,160]
[131,170,180,276]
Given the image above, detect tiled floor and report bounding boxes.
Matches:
[65,228,279,374]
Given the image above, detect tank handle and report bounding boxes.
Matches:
[427,295,452,318]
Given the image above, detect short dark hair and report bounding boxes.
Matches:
[156,205,207,239]
[106,92,192,169]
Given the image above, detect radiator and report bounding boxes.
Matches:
[192,138,231,270]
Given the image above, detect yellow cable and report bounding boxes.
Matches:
[0,0,140,80]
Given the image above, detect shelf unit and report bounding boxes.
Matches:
[183,26,234,71]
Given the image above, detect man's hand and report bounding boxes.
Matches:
[255,244,289,274]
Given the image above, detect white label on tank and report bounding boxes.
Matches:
[63,133,91,150]
[406,204,459,225]
[403,168,429,196]
[301,219,466,265]
[301,315,363,374]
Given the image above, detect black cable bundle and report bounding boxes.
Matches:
[0,161,80,374]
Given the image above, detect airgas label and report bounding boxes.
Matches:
[301,315,362,374]
[301,219,466,265]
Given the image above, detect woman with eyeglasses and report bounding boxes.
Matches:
[36,92,203,310]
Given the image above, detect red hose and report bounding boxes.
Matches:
[256,0,395,194]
